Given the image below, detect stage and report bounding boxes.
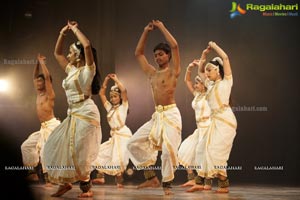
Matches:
[29,183,300,200]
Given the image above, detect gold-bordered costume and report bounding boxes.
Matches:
[127,104,182,182]
[197,75,237,178]
[93,100,132,175]
[178,91,211,171]
[21,118,61,171]
[44,63,102,184]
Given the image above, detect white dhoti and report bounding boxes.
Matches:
[197,108,237,178]
[93,126,132,175]
[127,104,182,182]
[44,99,101,184]
[21,118,60,171]
[178,121,210,170]
[198,75,237,178]
[21,131,40,167]
[178,129,199,168]
[178,92,211,173]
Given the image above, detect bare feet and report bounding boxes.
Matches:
[51,183,72,197]
[180,179,195,187]
[78,190,93,198]
[163,187,174,195]
[204,185,212,190]
[44,182,53,187]
[216,187,229,193]
[117,183,124,188]
[137,176,160,189]
[26,173,39,182]
[92,178,105,184]
[186,184,204,192]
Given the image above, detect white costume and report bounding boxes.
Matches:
[127,104,182,182]
[21,118,61,171]
[44,63,101,184]
[198,75,237,178]
[178,92,211,171]
[93,100,132,175]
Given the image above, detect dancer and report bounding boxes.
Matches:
[190,41,237,193]
[178,58,211,192]
[92,73,132,188]
[44,21,102,198]
[127,20,182,195]
[21,54,60,186]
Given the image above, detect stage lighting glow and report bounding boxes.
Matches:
[0,79,9,92]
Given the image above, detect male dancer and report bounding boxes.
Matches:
[127,20,182,195]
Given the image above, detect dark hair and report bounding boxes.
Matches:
[153,42,171,60]
[74,41,101,95]
[209,60,224,79]
[37,74,52,83]
[91,47,101,95]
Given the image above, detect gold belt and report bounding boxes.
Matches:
[155,104,176,112]
[69,96,90,109]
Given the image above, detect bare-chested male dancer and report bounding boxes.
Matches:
[21,54,60,186]
[127,20,182,195]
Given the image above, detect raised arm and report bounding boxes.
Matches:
[135,22,156,77]
[33,57,40,80]
[110,74,128,102]
[37,54,55,99]
[209,41,232,76]
[197,46,211,81]
[185,61,197,94]
[153,20,180,77]
[54,25,69,71]
[99,75,110,105]
[68,21,94,67]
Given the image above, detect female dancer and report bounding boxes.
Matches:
[92,73,132,188]
[178,58,211,192]
[44,21,102,198]
[189,41,237,193]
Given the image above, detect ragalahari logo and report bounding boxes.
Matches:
[230,2,247,18]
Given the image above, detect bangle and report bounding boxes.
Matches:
[101,85,107,89]
[59,31,66,36]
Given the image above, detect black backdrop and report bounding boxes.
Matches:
[1,0,299,190]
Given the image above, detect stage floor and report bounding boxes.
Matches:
[29,184,300,200]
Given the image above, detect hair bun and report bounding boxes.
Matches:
[111,85,120,93]
[212,57,223,66]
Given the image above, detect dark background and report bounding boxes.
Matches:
[0,0,299,194]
